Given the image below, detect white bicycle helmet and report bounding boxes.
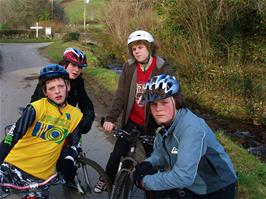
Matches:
[142,74,180,104]
[127,30,154,45]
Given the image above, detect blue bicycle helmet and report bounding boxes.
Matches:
[39,64,69,85]
[142,74,180,104]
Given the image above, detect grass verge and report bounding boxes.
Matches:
[62,0,105,24]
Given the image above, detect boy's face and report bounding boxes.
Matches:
[150,97,176,126]
[43,78,70,104]
[66,62,81,79]
[131,43,149,63]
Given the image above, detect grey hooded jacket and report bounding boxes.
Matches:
[143,108,237,194]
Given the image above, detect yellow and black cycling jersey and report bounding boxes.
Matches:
[0,98,87,180]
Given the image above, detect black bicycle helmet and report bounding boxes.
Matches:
[39,64,69,85]
[142,74,180,104]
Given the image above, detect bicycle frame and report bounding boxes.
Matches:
[114,129,154,174]
[74,152,89,194]
[110,129,154,199]
[117,144,138,173]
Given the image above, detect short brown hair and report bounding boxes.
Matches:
[128,40,159,60]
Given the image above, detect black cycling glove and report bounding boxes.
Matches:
[133,161,155,189]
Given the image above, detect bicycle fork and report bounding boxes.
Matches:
[73,161,85,194]
[117,146,137,173]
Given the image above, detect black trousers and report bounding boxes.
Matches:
[146,182,237,199]
[105,119,153,183]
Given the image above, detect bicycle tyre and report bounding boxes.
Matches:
[63,157,111,199]
[111,171,133,199]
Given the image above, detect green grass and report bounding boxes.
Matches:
[217,132,266,199]
[39,40,99,67]
[39,40,68,62]
[62,0,105,24]
[85,67,119,94]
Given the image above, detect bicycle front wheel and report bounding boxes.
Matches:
[111,171,131,199]
[111,170,147,199]
[63,157,111,199]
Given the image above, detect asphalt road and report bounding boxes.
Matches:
[0,43,115,198]
[0,43,51,139]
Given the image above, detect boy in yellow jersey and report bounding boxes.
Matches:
[0,64,89,198]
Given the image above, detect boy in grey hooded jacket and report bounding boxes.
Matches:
[134,74,237,199]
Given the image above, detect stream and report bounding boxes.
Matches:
[193,106,266,162]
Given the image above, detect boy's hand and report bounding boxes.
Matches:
[103,121,115,133]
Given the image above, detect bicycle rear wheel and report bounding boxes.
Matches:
[63,157,111,199]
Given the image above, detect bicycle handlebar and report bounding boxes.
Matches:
[101,117,154,145]
[0,173,58,191]
[112,129,154,146]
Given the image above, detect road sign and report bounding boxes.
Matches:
[45,27,52,37]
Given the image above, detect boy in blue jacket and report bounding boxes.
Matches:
[134,74,237,199]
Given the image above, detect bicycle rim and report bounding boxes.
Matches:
[63,157,111,199]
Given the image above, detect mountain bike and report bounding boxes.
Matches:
[110,128,154,199]
[0,173,63,199]
[2,123,112,199]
